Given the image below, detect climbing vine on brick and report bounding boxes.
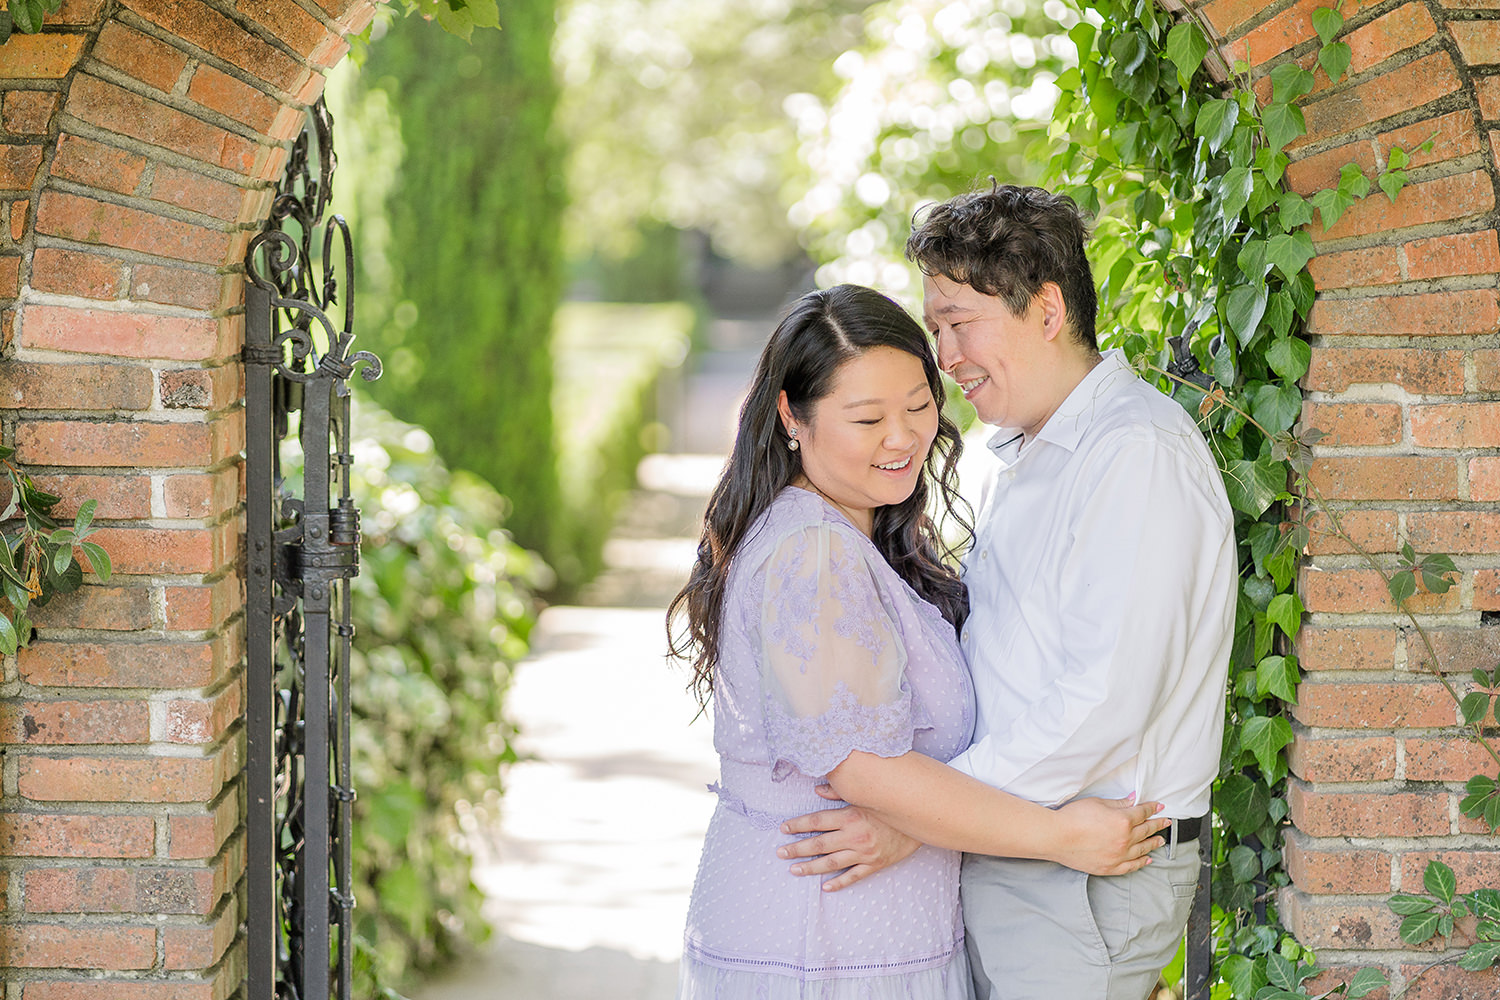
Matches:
[1046,0,1499,993]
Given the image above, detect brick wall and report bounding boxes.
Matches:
[0,1,377,996]
[1199,1,1500,994]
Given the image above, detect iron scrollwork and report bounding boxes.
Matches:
[244,96,379,1000]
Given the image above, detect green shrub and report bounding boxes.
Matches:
[329,400,545,995]
[351,5,567,565]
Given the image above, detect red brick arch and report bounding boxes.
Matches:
[1,0,1499,996]
[1198,2,1500,994]
[0,0,378,995]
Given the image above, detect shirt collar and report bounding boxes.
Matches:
[986,349,1135,462]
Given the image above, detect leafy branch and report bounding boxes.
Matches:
[0,446,112,655]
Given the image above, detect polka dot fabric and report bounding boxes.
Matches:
[679,489,977,999]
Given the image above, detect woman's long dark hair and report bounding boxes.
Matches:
[667,283,971,706]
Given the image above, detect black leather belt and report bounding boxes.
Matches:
[1173,816,1206,842]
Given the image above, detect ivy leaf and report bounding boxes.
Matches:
[1229,843,1261,883]
[1221,165,1254,220]
[0,613,17,657]
[1318,41,1352,84]
[1265,951,1297,991]
[1270,63,1316,104]
[1224,458,1284,517]
[1252,382,1303,435]
[1241,715,1295,776]
[1266,593,1304,639]
[1387,146,1411,171]
[1389,569,1417,605]
[1339,161,1372,198]
[1267,335,1312,381]
[1226,284,1268,347]
[73,498,97,538]
[1238,240,1270,280]
[80,541,111,582]
[1462,691,1492,725]
[1256,655,1300,703]
[1166,21,1210,88]
[1346,968,1389,999]
[1461,775,1500,832]
[1277,191,1315,229]
[1459,942,1500,971]
[11,0,44,33]
[1221,953,1267,1000]
[1312,4,1344,45]
[1265,291,1295,341]
[1256,146,1290,186]
[1266,231,1316,279]
[1265,542,1297,591]
[1196,98,1239,153]
[1424,860,1458,904]
[1219,773,1271,837]
[1263,102,1307,153]
[1400,910,1444,946]
[1388,893,1437,915]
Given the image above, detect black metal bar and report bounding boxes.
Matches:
[1185,825,1213,1000]
[244,281,277,1000]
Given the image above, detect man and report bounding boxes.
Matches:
[780,183,1237,999]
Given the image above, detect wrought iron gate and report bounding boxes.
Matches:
[244,97,380,1000]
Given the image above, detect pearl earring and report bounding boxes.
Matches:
[787,428,799,452]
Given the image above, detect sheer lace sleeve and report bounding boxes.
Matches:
[758,522,913,781]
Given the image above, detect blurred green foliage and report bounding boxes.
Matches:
[338,400,546,996]
[348,7,567,567]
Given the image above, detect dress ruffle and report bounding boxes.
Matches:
[678,948,973,1000]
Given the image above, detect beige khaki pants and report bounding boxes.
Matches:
[961,839,1200,1000]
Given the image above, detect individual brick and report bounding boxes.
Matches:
[19,634,231,689]
[0,699,150,744]
[1289,782,1450,837]
[1287,732,1398,783]
[163,573,242,631]
[1313,171,1496,243]
[1406,229,1500,279]
[149,164,244,222]
[1473,458,1500,501]
[24,864,219,915]
[164,897,238,969]
[64,75,260,175]
[2,90,62,135]
[15,418,218,467]
[1280,889,1410,952]
[78,526,219,575]
[0,923,155,969]
[1399,964,1500,1000]
[1299,402,1400,446]
[1301,566,1459,614]
[0,34,88,79]
[1410,403,1500,448]
[186,64,280,133]
[1301,509,1398,556]
[159,678,243,744]
[4,361,152,410]
[130,263,228,311]
[1407,512,1500,555]
[168,785,239,859]
[1296,626,1399,672]
[0,813,154,858]
[1404,737,1500,781]
[27,473,152,519]
[29,247,128,300]
[48,133,148,195]
[28,585,154,630]
[20,302,223,360]
[91,21,191,92]
[1283,830,1393,893]
[1307,289,1499,337]
[1307,456,1462,501]
[1297,51,1462,151]
[36,191,233,266]
[1307,245,1399,289]
[19,743,237,803]
[1450,21,1500,66]
[1304,348,1465,394]
[1292,681,1458,729]
[0,144,45,190]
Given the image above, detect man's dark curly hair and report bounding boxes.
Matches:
[905,181,1098,352]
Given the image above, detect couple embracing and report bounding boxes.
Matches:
[668,184,1237,1000]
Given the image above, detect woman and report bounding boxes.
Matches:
[667,284,1165,999]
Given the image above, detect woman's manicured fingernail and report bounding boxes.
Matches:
[776,847,789,858]
[1126,792,1136,802]
[790,865,803,875]
[780,823,790,834]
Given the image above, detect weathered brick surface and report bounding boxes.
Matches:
[1307,456,1461,501]
[0,33,88,79]
[1304,347,1466,393]
[19,742,237,803]
[49,133,148,195]
[2,90,62,135]
[29,247,128,300]
[92,21,192,92]
[1296,626,1398,672]
[36,191,233,265]
[4,361,153,410]
[1399,964,1500,1000]
[1283,831,1392,894]
[1299,401,1400,446]
[1287,732,1397,782]
[0,698,150,745]
[0,813,155,858]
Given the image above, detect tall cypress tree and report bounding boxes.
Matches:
[357,8,566,560]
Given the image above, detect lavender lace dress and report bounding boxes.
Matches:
[679,488,976,1000]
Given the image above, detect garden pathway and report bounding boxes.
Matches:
[414,453,726,1000]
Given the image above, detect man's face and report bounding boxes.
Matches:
[921,274,1055,435]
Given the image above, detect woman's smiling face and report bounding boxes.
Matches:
[782,345,939,536]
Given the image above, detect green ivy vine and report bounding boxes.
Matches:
[1045,1,1500,995]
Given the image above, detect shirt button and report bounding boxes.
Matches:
[962,629,970,643]
[1006,470,1017,480]
[980,550,988,560]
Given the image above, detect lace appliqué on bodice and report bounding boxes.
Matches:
[765,680,912,781]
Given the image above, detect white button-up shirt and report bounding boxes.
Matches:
[947,350,1236,818]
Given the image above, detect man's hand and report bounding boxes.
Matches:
[776,785,921,891]
[1050,796,1170,875]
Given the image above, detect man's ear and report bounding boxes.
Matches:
[1037,282,1069,343]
